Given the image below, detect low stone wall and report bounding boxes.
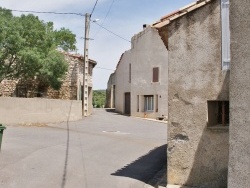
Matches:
[0,80,18,97]
[0,97,82,124]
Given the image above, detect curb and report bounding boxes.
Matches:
[133,116,168,124]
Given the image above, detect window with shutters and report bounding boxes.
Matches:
[144,95,154,112]
[221,0,230,70]
[207,101,229,127]
[153,67,159,82]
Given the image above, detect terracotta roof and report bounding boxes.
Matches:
[152,0,212,29]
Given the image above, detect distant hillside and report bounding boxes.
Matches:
[93,90,106,108]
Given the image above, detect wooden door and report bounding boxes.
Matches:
[124,92,131,115]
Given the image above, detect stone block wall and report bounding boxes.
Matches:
[0,53,84,100]
[0,80,17,97]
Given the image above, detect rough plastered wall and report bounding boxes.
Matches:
[130,27,168,119]
[167,0,229,187]
[115,51,132,114]
[228,1,250,188]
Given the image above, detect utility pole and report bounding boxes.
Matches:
[82,13,90,117]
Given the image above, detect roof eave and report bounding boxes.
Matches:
[152,0,212,29]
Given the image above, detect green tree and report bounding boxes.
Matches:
[93,90,106,108]
[0,8,76,90]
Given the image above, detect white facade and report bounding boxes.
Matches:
[114,26,168,119]
[115,51,132,114]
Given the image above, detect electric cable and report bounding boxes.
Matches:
[95,67,115,71]
[7,8,130,43]
[10,9,84,16]
[90,0,99,17]
[93,22,131,43]
[93,0,115,38]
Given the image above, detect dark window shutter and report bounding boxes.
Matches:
[153,67,159,82]
[129,64,131,83]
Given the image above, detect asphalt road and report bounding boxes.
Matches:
[0,109,167,188]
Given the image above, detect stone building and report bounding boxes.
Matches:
[153,0,230,187]
[105,72,115,108]
[0,53,96,115]
[228,1,250,188]
[114,26,168,119]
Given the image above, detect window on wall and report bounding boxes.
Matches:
[207,101,229,127]
[144,95,154,112]
[129,63,131,83]
[16,85,27,98]
[152,67,159,82]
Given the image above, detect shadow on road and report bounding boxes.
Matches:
[105,108,116,113]
[61,101,73,188]
[111,144,167,187]
[105,108,131,117]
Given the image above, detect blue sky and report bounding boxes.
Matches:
[0,0,196,89]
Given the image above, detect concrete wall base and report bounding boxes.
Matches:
[0,97,82,124]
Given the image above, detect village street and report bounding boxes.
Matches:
[0,109,167,188]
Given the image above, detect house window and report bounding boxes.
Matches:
[88,64,93,76]
[144,95,154,112]
[16,85,27,98]
[221,0,230,70]
[153,67,159,82]
[207,101,229,127]
[129,63,131,83]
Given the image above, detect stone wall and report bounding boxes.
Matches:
[46,54,80,100]
[0,80,18,97]
[0,53,85,100]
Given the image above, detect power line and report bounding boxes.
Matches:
[95,67,115,71]
[93,0,115,38]
[8,8,130,43]
[102,0,115,24]
[9,9,84,16]
[90,0,99,17]
[93,22,131,43]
